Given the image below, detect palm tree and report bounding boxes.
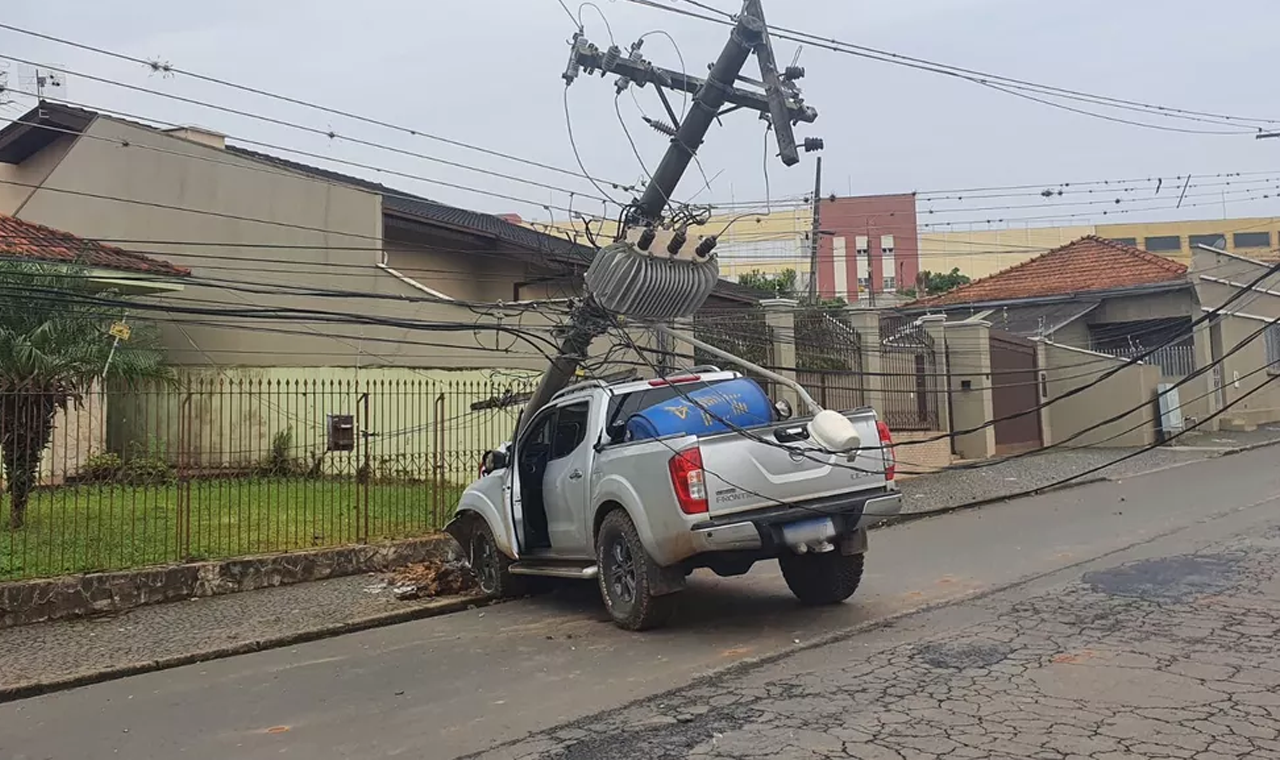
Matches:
[0,261,170,529]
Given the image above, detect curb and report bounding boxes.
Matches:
[876,475,1111,528]
[0,593,493,705]
[1215,436,1280,458]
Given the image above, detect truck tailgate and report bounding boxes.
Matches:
[699,411,886,517]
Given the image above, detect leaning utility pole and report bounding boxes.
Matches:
[518,0,822,436]
[806,156,823,301]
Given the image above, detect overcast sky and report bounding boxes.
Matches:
[4,0,1279,229]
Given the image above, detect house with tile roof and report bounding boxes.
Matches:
[0,213,189,294]
[0,101,756,374]
[905,236,1199,373]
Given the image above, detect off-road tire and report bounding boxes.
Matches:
[779,551,864,606]
[468,519,527,599]
[596,510,677,631]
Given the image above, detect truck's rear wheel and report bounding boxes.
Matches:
[779,550,864,606]
[468,520,526,599]
[596,510,676,631]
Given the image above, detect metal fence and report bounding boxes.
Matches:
[693,309,776,395]
[0,377,532,581]
[1095,343,1196,378]
[795,309,867,411]
[879,316,942,430]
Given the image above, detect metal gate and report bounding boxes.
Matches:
[880,316,941,430]
[989,330,1043,454]
[795,309,866,411]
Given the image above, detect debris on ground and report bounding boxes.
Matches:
[385,559,478,600]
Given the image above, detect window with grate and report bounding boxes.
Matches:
[1144,235,1182,252]
[1235,231,1272,249]
[1109,237,1137,246]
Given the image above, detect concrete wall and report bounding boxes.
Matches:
[0,134,77,216]
[0,388,106,488]
[891,431,953,476]
[107,367,539,487]
[1089,290,1192,324]
[7,117,665,373]
[1191,247,1280,429]
[1037,342,1160,448]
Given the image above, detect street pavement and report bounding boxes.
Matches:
[2,445,1280,759]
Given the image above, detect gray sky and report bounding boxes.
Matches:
[4,0,1279,228]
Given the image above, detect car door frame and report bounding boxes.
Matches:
[541,399,595,556]
[508,405,559,555]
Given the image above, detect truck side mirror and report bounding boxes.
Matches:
[486,449,510,472]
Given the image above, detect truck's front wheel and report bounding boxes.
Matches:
[468,519,526,599]
[596,510,676,631]
[779,550,864,606]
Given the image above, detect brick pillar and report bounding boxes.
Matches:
[844,310,884,415]
[944,320,996,460]
[761,298,799,406]
[919,315,951,435]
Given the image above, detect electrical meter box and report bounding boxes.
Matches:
[327,414,355,452]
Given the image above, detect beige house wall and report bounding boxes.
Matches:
[1191,246,1280,428]
[0,134,77,216]
[1038,342,1160,448]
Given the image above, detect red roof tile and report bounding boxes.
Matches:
[0,215,189,277]
[912,235,1186,307]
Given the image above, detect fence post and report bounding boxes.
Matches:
[943,320,996,460]
[920,315,950,434]
[761,298,799,405]
[844,310,884,415]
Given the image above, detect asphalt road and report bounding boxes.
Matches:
[3,448,1279,760]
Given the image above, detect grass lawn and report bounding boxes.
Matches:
[1,478,465,582]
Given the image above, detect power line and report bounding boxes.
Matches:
[627,0,1280,133]
[0,85,622,218]
[0,21,639,190]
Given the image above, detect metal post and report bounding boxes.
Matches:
[807,156,823,301]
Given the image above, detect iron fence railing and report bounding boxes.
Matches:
[0,376,532,581]
[879,317,942,431]
[795,309,867,411]
[693,310,776,395]
[1094,344,1196,378]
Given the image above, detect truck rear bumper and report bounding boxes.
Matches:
[689,490,902,555]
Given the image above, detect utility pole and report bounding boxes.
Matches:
[515,0,824,438]
[806,156,823,302]
[564,0,821,230]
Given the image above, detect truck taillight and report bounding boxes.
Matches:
[877,421,895,481]
[669,448,709,515]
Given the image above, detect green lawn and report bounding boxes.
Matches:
[1,478,465,581]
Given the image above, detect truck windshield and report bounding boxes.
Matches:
[605,378,767,443]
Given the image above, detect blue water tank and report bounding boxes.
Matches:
[626,378,774,442]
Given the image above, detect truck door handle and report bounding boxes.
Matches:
[568,470,584,480]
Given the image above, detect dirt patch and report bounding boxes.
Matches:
[386,559,478,600]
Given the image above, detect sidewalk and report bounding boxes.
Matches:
[2,427,1278,699]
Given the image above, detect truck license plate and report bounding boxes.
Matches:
[781,517,835,546]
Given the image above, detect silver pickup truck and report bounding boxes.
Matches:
[445,368,902,630]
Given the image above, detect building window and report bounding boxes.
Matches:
[1268,324,1280,375]
[1109,237,1137,246]
[1189,234,1226,250]
[1235,231,1272,249]
[880,235,896,293]
[1144,235,1182,252]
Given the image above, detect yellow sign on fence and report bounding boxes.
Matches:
[109,322,131,341]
